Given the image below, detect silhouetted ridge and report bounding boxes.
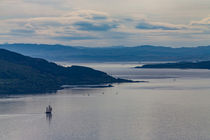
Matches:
[1,44,210,62]
[0,49,130,94]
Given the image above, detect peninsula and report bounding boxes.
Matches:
[0,49,131,94]
[135,61,210,69]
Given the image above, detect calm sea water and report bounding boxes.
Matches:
[1,63,210,140]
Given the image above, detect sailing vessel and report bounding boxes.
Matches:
[46,105,52,114]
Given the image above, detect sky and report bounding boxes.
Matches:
[0,0,210,47]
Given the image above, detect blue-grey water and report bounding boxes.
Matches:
[1,63,210,140]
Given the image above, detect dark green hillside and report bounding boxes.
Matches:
[0,49,130,94]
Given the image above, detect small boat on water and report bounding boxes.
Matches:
[46,105,52,114]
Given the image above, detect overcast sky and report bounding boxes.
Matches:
[1,0,210,47]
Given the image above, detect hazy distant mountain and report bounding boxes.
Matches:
[136,61,210,69]
[1,44,210,62]
[0,49,130,94]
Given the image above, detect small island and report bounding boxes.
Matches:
[0,49,132,94]
[135,61,210,69]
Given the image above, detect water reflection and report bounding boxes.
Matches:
[46,113,52,125]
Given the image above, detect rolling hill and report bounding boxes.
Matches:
[1,44,210,62]
[0,49,130,94]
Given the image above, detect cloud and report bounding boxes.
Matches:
[10,29,35,34]
[1,8,210,47]
[24,0,64,4]
[136,21,181,30]
[5,29,36,37]
[74,21,117,31]
[63,10,109,20]
[191,17,210,26]
[51,35,98,41]
[92,15,107,20]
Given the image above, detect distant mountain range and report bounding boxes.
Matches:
[0,49,130,94]
[136,61,210,69]
[1,44,210,62]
